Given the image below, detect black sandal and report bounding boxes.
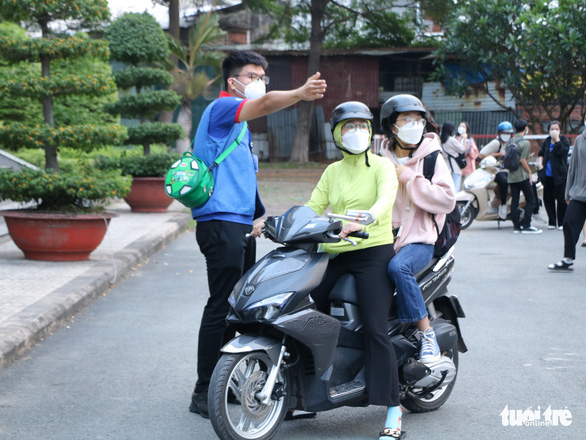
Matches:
[284,409,317,421]
[548,260,573,271]
[379,427,406,439]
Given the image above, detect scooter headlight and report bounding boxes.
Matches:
[243,292,293,321]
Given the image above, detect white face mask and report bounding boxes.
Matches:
[394,122,425,145]
[341,130,371,154]
[500,134,511,143]
[457,126,466,135]
[234,78,266,100]
[550,129,560,137]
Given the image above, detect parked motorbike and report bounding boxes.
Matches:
[456,156,543,229]
[208,206,467,440]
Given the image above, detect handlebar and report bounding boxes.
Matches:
[348,230,369,239]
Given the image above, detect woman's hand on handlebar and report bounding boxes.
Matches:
[339,222,363,239]
[251,219,265,238]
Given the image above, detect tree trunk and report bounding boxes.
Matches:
[40,19,58,171]
[288,0,326,163]
[175,101,193,154]
[159,0,181,124]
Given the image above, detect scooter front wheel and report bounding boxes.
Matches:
[209,352,290,440]
[457,201,476,230]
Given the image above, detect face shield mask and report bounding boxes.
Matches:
[341,130,371,154]
[233,78,266,100]
[394,120,425,146]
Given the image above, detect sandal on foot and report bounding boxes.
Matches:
[581,243,586,247]
[379,427,406,439]
[548,260,573,271]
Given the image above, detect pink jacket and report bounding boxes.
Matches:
[458,135,479,176]
[381,134,456,252]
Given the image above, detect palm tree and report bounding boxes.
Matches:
[166,11,225,153]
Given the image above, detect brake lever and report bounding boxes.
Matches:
[325,232,357,246]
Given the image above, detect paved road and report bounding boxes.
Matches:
[0,216,584,440]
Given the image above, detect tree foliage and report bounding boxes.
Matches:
[0,1,124,171]
[106,12,183,157]
[434,0,586,132]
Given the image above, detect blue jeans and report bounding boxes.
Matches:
[388,243,434,323]
[451,173,462,192]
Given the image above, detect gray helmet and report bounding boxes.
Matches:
[380,94,427,135]
[329,101,373,151]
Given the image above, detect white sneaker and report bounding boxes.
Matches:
[558,226,563,231]
[498,205,508,220]
[419,328,441,364]
[548,225,556,230]
[521,226,542,234]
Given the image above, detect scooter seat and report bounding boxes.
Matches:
[329,274,359,305]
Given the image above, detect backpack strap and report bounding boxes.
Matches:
[209,122,248,171]
[422,150,441,236]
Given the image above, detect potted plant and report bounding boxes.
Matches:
[95,150,180,212]
[0,165,131,261]
[105,12,184,212]
[0,1,129,261]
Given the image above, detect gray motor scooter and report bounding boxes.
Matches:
[208,206,467,440]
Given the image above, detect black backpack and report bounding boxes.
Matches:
[503,141,521,171]
[423,151,461,257]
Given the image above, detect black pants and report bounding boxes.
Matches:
[310,244,400,407]
[543,176,567,227]
[194,220,256,394]
[510,179,536,230]
[494,171,509,205]
[562,200,586,260]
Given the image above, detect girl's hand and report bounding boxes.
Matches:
[339,222,363,239]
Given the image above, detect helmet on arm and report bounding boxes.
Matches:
[329,101,373,153]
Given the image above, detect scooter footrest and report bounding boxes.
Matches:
[329,380,366,400]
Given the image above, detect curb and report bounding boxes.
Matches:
[0,213,192,372]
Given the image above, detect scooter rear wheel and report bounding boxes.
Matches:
[457,201,476,230]
[400,342,459,413]
[209,352,290,440]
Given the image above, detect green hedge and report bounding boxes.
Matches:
[0,72,116,99]
[113,66,173,90]
[0,36,109,62]
[126,122,184,145]
[0,123,128,150]
[104,90,181,118]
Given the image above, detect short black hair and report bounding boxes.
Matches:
[548,120,561,131]
[514,119,528,133]
[222,51,268,90]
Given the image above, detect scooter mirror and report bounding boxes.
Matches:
[327,210,376,225]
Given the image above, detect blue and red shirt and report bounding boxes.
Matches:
[190,92,264,225]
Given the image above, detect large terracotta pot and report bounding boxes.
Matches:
[124,177,173,213]
[1,210,118,261]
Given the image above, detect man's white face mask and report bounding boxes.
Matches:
[500,134,511,143]
[342,130,371,154]
[234,78,266,100]
[394,121,425,146]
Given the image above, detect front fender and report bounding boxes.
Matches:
[221,334,282,365]
[456,190,474,202]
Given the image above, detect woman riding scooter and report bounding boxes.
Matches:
[306,101,405,439]
[379,94,456,367]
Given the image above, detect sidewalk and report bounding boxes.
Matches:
[0,200,193,371]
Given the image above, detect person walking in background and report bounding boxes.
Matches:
[457,121,479,182]
[549,123,586,271]
[188,50,327,418]
[479,121,515,220]
[508,119,542,234]
[538,121,570,230]
[440,121,466,191]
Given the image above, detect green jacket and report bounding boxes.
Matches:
[306,151,398,253]
[507,134,532,183]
